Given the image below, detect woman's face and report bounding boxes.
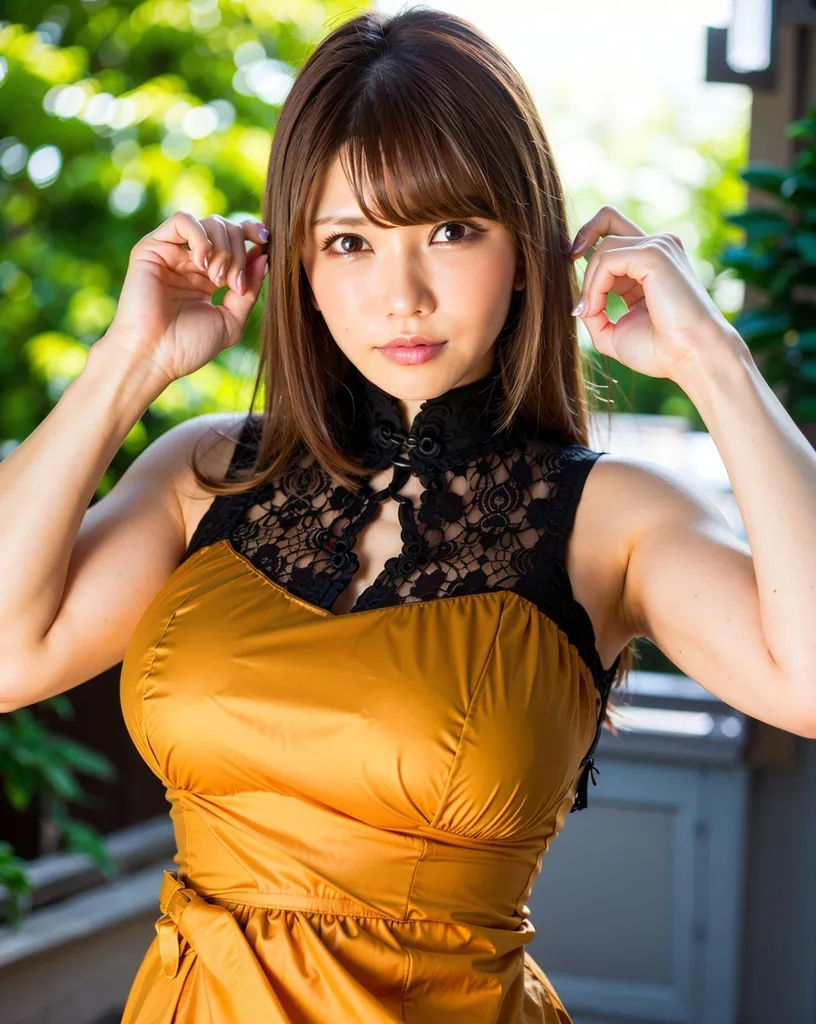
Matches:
[301,151,525,429]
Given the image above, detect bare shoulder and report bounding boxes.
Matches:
[568,450,729,663]
[583,451,727,542]
[169,411,256,548]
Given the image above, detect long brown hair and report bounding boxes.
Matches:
[191,4,636,698]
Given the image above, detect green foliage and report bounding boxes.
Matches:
[0,843,31,927]
[0,0,364,486]
[0,0,367,924]
[0,704,115,812]
[0,697,117,924]
[719,108,816,422]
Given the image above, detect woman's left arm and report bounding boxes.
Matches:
[571,206,816,737]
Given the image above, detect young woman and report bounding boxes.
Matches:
[2,6,815,1023]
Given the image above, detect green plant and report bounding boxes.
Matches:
[721,104,816,424]
[0,694,117,926]
[0,843,30,926]
[0,0,358,484]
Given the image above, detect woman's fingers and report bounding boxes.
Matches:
[242,219,269,248]
[201,215,232,288]
[138,211,212,272]
[236,220,270,294]
[224,222,251,295]
[197,216,269,294]
[218,242,268,333]
[140,211,268,296]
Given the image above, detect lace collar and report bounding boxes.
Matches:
[334,358,526,474]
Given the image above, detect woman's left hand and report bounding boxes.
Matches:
[569,205,742,382]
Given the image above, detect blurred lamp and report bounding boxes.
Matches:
[727,0,774,71]
[705,0,780,88]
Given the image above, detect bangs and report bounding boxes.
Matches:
[337,75,502,229]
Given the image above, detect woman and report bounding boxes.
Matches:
[2,6,815,1023]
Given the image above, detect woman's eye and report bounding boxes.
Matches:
[319,233,370,256]
[319,221,478,257]
[433,222,472,243]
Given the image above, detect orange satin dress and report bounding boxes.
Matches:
[119,365,620,1024]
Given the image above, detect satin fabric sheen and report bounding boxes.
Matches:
[119,538,601,1022]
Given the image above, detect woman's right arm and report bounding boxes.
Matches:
[0,341,191,711]
[0,209,269,712]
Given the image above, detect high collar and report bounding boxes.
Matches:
[334,358,526,475]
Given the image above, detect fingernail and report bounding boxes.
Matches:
[258,226,269,242]
[203,253,209,270]
[570,235,587,256]
[237,270,245,295]
[571,297,585,317]
[216,264,225,283]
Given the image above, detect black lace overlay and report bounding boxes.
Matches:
[186,363,621,811]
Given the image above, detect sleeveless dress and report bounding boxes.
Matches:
[119,360,622,1023]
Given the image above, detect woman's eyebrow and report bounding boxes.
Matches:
[311,214,371,228]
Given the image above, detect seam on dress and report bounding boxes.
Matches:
[189,793,279,891]
[138,637,174,789]
[136,550,213,789]
[514,845,546,921]
[399,941,412,1021]
[426,612,503,830]
[136,647,165,778]
[204,898,488,927]
[512,754,597,918]
[512,665,600,914]
[400,836,427,920]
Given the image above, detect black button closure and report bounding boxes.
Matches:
[338,360,510,474]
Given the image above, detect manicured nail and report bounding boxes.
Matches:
[571,297,585,317]
[203,253,209,270]
[237,270,245,295]
[258,226,269,242]
[570,235,588,256]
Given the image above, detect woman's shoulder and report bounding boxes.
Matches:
[568,447,711,609]
[580,448,729,563]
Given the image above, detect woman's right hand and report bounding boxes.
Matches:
[97,211,270,386]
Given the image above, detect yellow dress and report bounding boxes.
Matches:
[119,363,620,1023]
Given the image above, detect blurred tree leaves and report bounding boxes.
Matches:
[0,0,366,495]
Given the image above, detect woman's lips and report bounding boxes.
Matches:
[376,341,448,365]
[380,336,443,348]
